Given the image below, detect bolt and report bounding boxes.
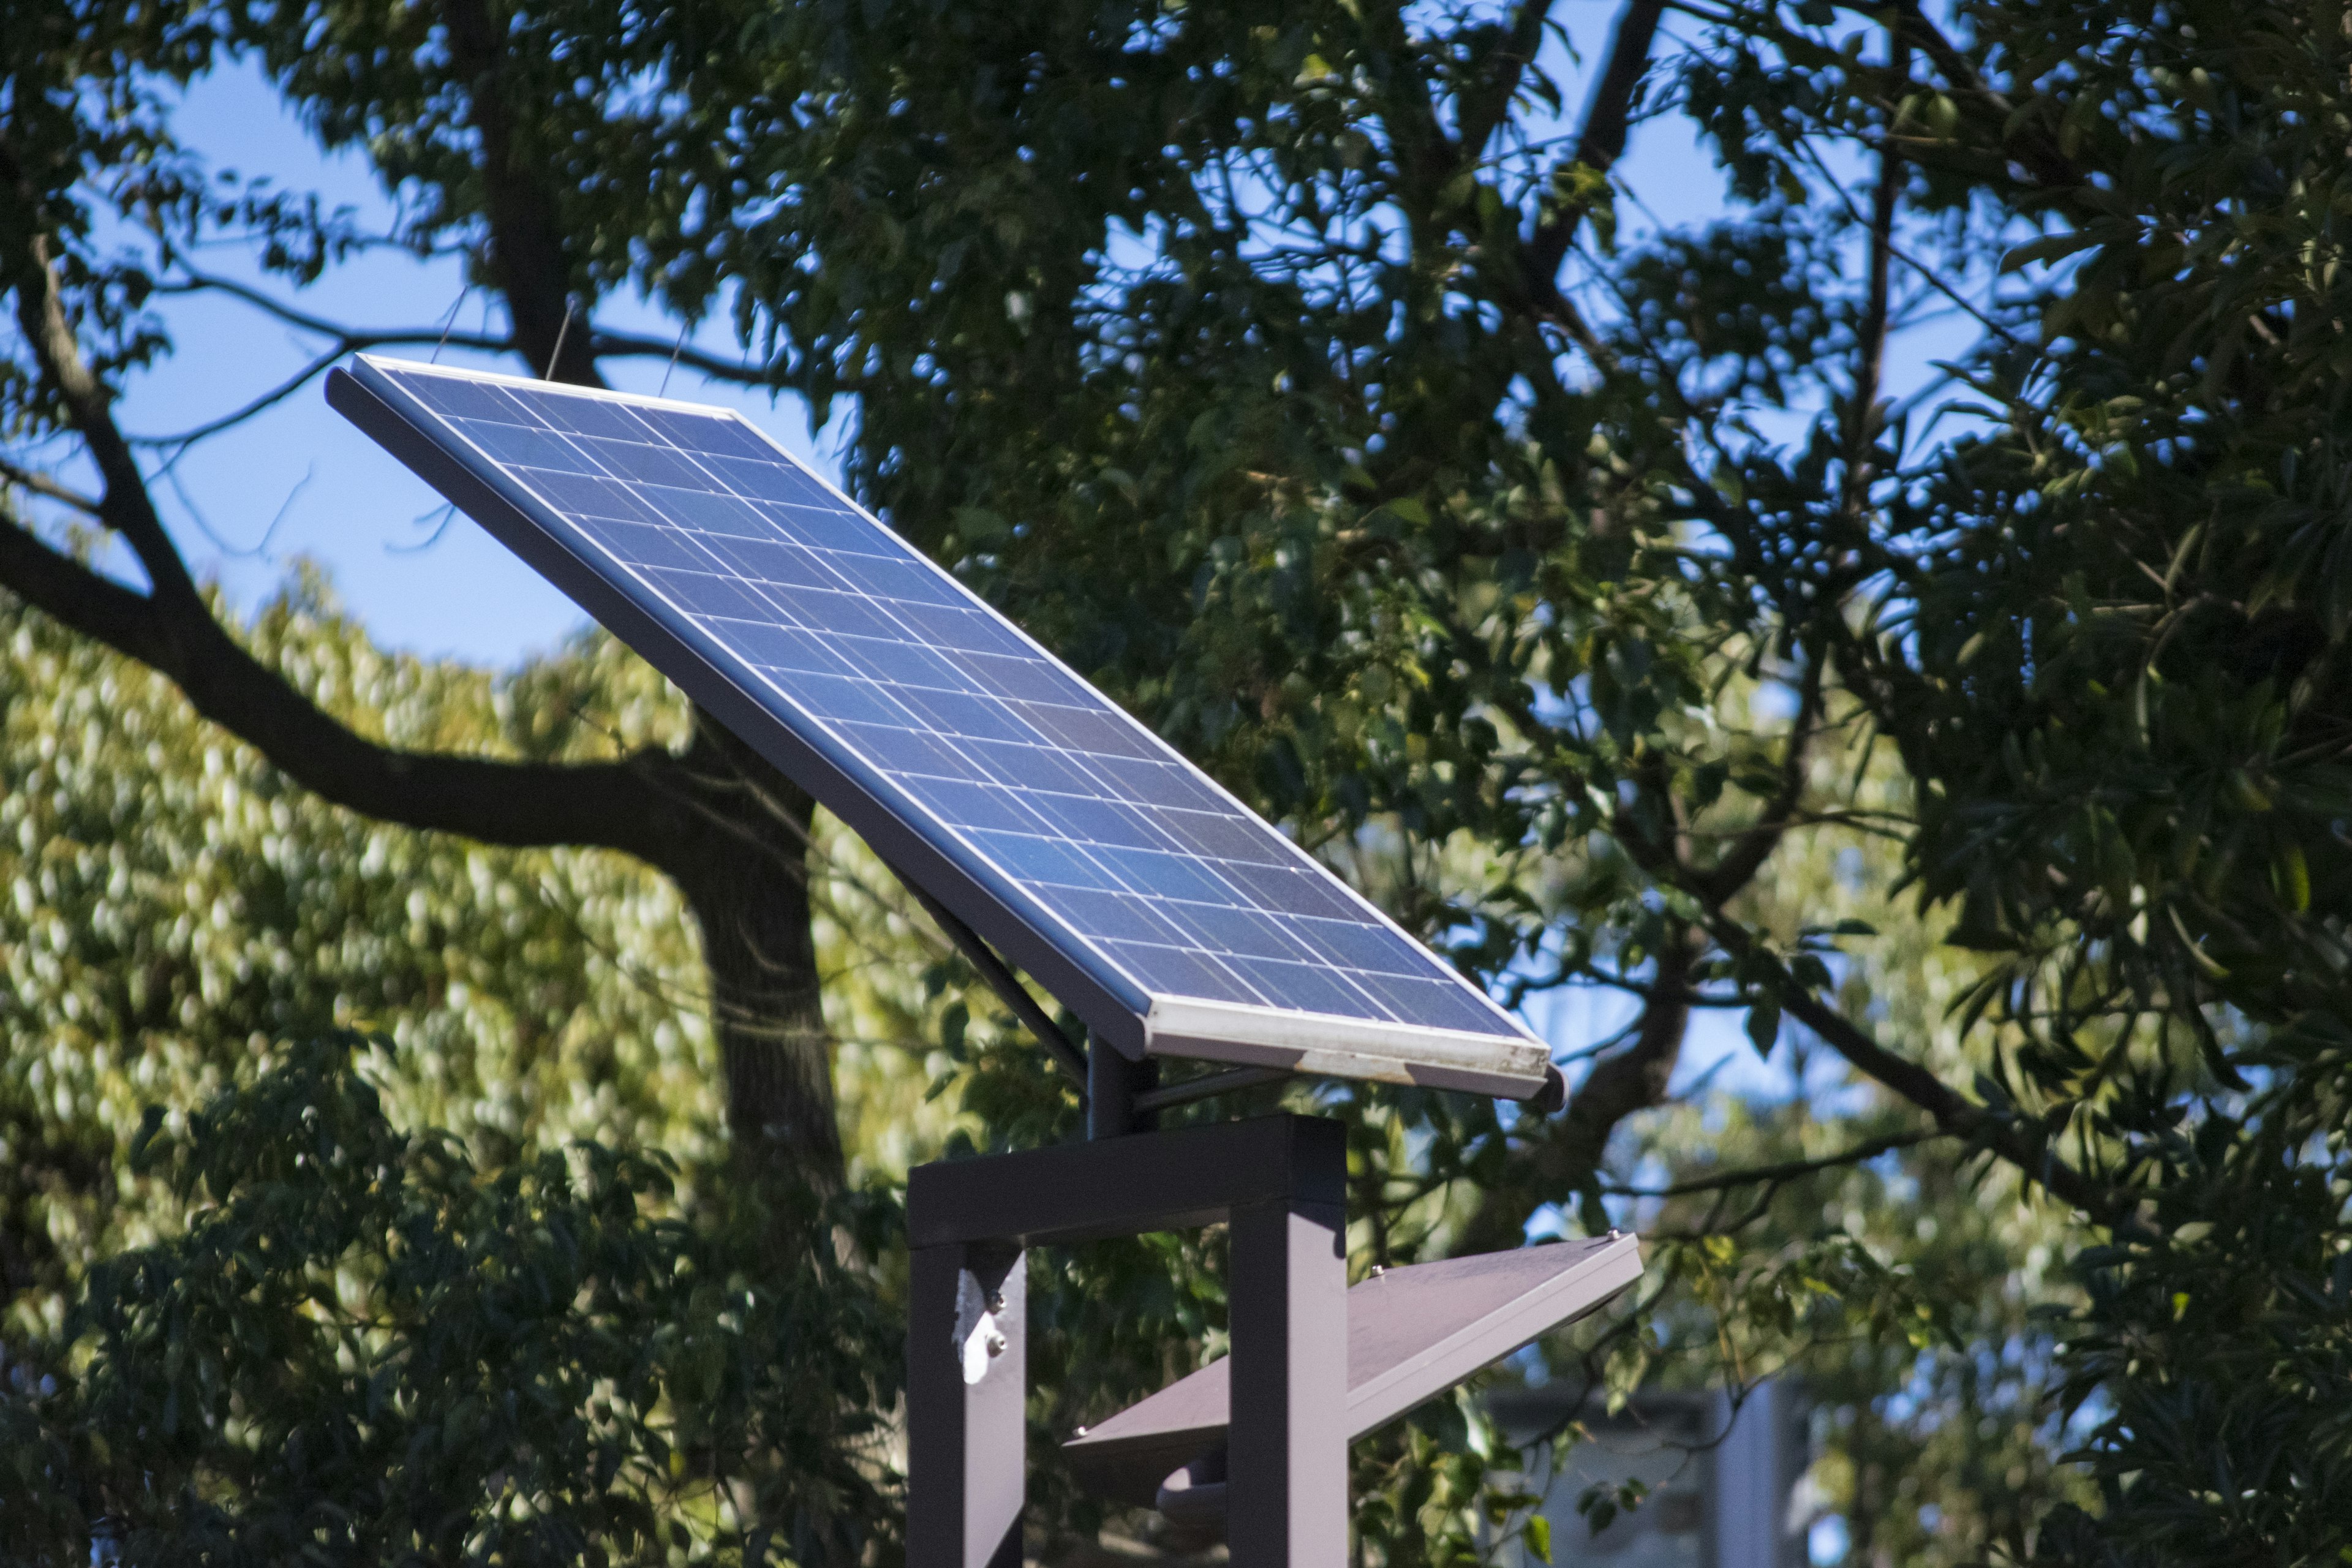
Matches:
[1607,1228,1622,1240]
[1369,1265,1386,1278]
[984,1330,1009,1358]
[987,1291,1006,1314]
[1074,1425,1090,1438]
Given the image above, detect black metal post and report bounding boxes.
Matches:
[908,1241,1027,1568]
[1087,1044,1159,1139]
[1228,1196,1349,1565]
[905,1115,1349,1567]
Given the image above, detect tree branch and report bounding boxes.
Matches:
[1459,930,1697,1253]
[1,232,685,862]
[1880,0,2080,189]
[10,235,201,615]
[1842,34,1904,528]
[0,454,99,515]
[439,0,601,386]
[0,503,677,853]
[1705,916,2126,1221]
[1455,0,1560,162]
[138,273,782,445]
[1603,1128,1941,1198]
[1522,0,1666,311]
[1694,654,1826,905]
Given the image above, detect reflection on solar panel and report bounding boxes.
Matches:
[328,356,1550,1096]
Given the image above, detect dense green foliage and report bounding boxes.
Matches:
[4,1035,899,1566]
[4,0,2351,1563]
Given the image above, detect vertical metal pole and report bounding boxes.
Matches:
[908,1242,1027,1568]
[1227,1194,1349,1566]
[1087,1044,1159,1139]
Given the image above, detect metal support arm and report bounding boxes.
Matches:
[907,1115,1351,1568]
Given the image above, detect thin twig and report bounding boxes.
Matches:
[0,454,100,515]
[1603,1128,1943,1198]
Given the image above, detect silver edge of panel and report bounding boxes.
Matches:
[351,353,761,416]
[1144,995,1552,1097]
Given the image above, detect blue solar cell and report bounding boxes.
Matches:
[957,651,1090,704]
[1015,703,1159,760]
[573,518,715,572]
[1291,918,1432,976]
[1149,808,1294,865]
[894,687,1031,742]
[573,435,713,489]
[526,393,650,440]
[458,420,595,472]
[836,722,981,780]
[1224,957,1385,1022]
[760,585,905,641]
[892,601,1031,656]
[1216,862,1364,920]
[337,356,1547,1093]
[641,567,775,622]
[638,486,771,538]
[1101,943,1259,1005]
[899,775,1050,835]
[769,502,889,554]
[404,375,530,423]
[1359,973,1508,1035]
[524,471,658,522]
[701,535,824,586]
[960,739,1107,797]
[1095,846,1243,907]
[1086,755,1229,812]
[1164,903,1317,963]
[790,674,910,726]
[1050,888,1191,946]
[837,637,971,691]
[968,831,1123,892]
[631,405,775,460]
[1024,794,1172,852]
[698,454,838,508]
[824,553,965,606]
[722,621,856,675]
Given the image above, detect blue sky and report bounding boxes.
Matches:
[113,67,842,665]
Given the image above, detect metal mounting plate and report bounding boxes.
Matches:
[1063,1233,1645,1506]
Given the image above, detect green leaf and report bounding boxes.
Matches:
[2276,843,2310,912]
[1999,230,2101,273]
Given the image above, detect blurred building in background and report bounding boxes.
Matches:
[1489,1380,1810,1568]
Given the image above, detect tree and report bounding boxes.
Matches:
[0,1035,901,1567]
[0,0,845,1203]
[636,0,2352,1557]
[7,0,2351,1560]
[0,575,1018,1562]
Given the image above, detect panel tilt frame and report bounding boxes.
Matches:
[906,1105,1351,1568]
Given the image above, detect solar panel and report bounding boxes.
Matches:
[327,356,1551,1097]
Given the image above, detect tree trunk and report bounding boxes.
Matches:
[1456,932,1695,1254]
[658,716,843,1195]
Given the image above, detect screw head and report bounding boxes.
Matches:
[984,1329,1009,1357]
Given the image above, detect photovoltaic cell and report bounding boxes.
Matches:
[328,356,1550,1096]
